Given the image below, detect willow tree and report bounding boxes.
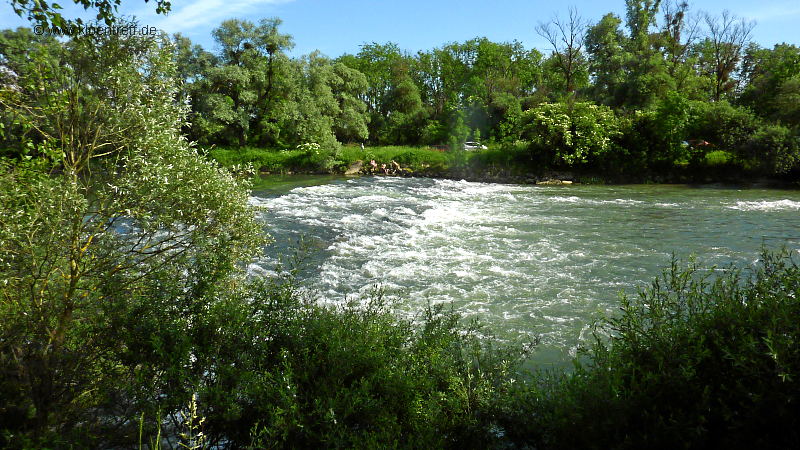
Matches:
[0,25,263,445]
[194,18,294,146]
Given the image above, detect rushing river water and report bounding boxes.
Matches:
[249,176,800,366]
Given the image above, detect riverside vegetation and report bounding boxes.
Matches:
[6,1,799,182]
[1,1,799,448]
[152,0,799,183]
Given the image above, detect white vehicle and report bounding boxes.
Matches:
[463,141,488,150]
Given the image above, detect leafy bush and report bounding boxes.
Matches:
[686,101,761,154]
[741,124,800,174]
[297,141,343,171]
[703,150,733,166]
[519,102,622,167]
[194,279,528,449]
[614,94,693,172]
[496,250,800,449]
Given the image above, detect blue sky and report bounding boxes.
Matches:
[2,0,799,57]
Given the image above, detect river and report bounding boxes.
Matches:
[248,175,800,366]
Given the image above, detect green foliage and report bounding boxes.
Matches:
[8,0,171,28]
[191,18,295,147]
[341,145,449,171]
[686,101,761,153]
[0,24,263,446]
[495,250,800,449]
[420,120,448,145]
[702,150,733,166]
[210,147,309,172]
[652,92,691,157]
[520,102,621,167]
[773,75,800,129]
[585,13,627,106]
[741,124,800,174]
[297,140,343,171]
[614,92,693,171]
[194,279,528,448]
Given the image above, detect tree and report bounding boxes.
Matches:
[619,0,674,109]
[626,0,662,42]
[702,10,754,101]
[739,43,800,125]
[658,1,703,93]
[383,62,427,144]
[585,13,627,106]
[339,42,409,143]
[329,62,370,143]
[0,25,263,445]
[193,18,294,146]
[0,27,63,155]
[8,0,171,27]
[463,38,541,139]
[535,7,588,98]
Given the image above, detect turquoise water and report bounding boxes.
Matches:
[250,176,800,366]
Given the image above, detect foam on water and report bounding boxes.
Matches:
[249,177,800,366]
[727,199,800,211]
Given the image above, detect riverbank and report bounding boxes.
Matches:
[209,145,799,188]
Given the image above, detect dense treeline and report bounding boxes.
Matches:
[4,0,798,178]
[170,0,797,176]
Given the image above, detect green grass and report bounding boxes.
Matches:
[703,150,733,166]
[206,143,536,177]
[207,145,455,173]
[207,146,311,172]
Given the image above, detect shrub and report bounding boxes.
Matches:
[741,124,800,174]
[496,250,800,449]
[686,101,761,154]
[182,274,529,448]
[703,150,733,166]
[519,102,622,167]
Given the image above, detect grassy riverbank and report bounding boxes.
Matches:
[208,144,786,185]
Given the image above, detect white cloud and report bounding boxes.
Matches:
[128,0,296,33]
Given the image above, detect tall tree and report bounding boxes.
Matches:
[535,7,588,98]
[585,13,627,106]
[194,18,294,146]
[702,10,754,101]
[626,0,662,42]
[339,42,423,143]
[739,43,800,126]
[658,1,702,92]
[620,0,673,109]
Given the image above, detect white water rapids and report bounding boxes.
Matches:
[248,177,800,365]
